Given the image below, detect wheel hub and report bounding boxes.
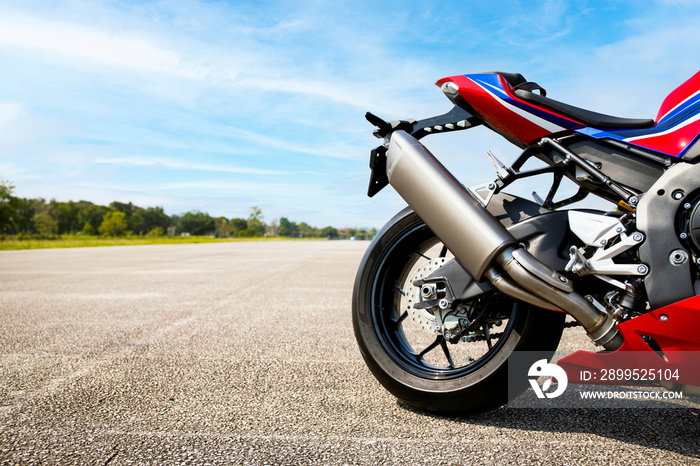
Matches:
[406,257,449,334]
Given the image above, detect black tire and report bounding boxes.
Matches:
[352,207,565,415]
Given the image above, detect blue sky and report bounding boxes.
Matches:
[1,0,700,229]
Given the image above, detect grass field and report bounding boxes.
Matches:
[0,235,327,250]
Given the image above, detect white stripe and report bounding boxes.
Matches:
[658,88,700,122]
[476,80,565,134]
[626,111,700,143]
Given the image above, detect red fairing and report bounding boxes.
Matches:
[558,295,700,386]
[621,71,700,156]
[437,74,582,145]
[626,119,700,156]
[656,70,700,122]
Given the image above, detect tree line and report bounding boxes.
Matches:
[0,180,376,239]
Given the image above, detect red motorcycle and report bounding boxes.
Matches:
[352,71,700,414]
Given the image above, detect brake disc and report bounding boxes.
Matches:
[406,257,448,334]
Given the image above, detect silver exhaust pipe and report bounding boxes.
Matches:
[385,130,622,350]
[497,248,622,349]
[483,268,557,311]
[385,130,516,281]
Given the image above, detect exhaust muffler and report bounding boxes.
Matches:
[385,130,622,350]
[385,130,516,282]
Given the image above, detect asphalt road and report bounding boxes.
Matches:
[1,241,699,465]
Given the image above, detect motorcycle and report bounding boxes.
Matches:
[352,70,700,414]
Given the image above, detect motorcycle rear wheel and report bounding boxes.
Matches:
[352,207,565,415]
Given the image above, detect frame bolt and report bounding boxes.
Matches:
[637,265,648,274]
[669,249,689,266]
[660,314,669,323]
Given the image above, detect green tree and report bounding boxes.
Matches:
[78,203,111,233]
[130,208,148,235]
[248,205,263,222]
[147,207,173,231]
[298,222,314,238]
[33,210,59,236]
[230,217,248,236]
[247,205,265,236]
[214,217,229,238]
[129,206,172,235]
[0,179,16,234]
[237,228,260,237]
[146,226,164,237]
[50,200,83,234]
[81,222,96,235]
[99,211,128,236]
[12,197,44,234]
[0,180,357,240]
[179,211,215,235]
[320,226,338,238]
[110,201,136,217]
[278,216,299,237]
[278,217,291,236]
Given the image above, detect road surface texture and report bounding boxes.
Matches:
[1,241,698,464]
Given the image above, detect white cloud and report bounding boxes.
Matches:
[552,16,700,116]
[0,13,208,79]
[0,161,31,181]
[0,101,25,128]
[93,156,288,175]
[495,0,581,47]
[220,125,365,160]
[0,8,432,115]
[157,180,317,195]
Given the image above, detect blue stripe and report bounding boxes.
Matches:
[468,74,581,130]
[575,127,626,141]
[658,94,700,127]
[574,126,684,158]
